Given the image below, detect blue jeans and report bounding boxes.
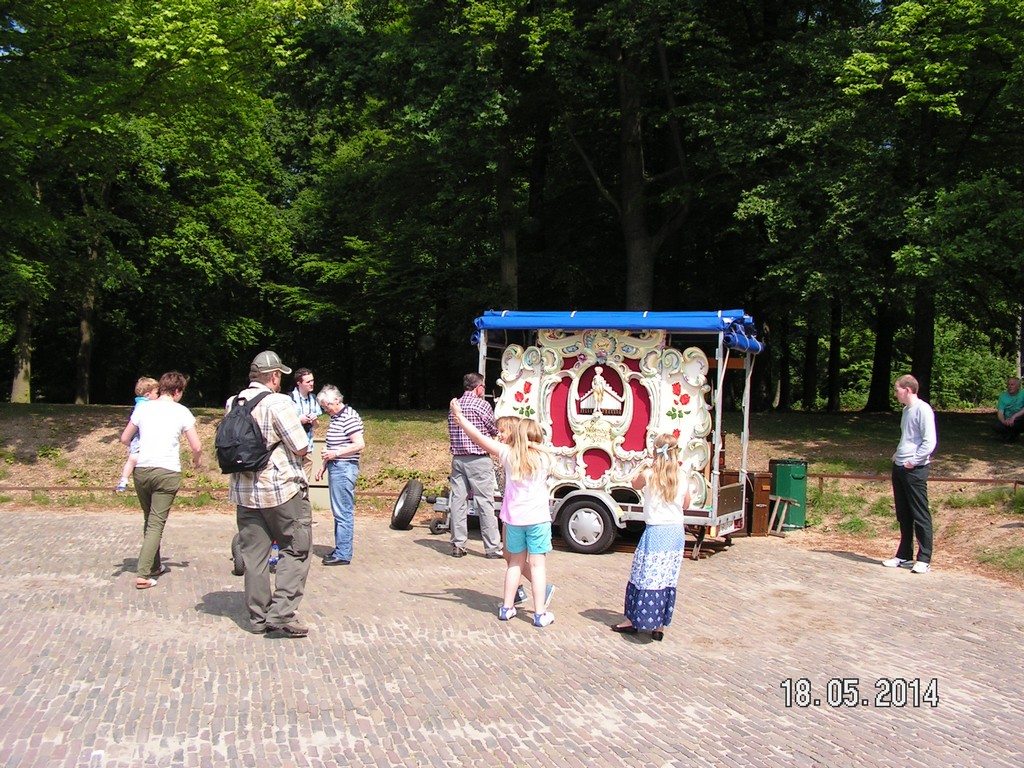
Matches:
[328,461,359,561]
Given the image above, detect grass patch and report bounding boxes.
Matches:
[836,515,873,535]
[808,482,869,522]
[178,491,216,508]
[190,474,221,490]
[31,490,50,504]
[812,459,867,475]
[0,495,11,503]
[37,445,61,460]
[62,493,105,506]
[977,546,1024,574]
[943,487,1011,510]
[363,411,448,447]
[868,497,892,517]
[1010,491,1024,515]
[361,465,447,487]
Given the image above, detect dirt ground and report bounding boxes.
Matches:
[2,404,1022,589]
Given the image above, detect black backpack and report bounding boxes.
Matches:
[215,391,277,473]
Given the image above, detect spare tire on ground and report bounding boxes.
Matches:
[231,532,245,576]
[390,479,424,530]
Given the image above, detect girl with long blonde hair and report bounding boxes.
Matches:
[450,398,555,627]
[612,433,690,640]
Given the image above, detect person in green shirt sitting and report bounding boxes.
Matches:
[994,377,1024,442]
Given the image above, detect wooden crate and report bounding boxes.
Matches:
[721,469,772,536]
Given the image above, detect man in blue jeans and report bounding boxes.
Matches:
[314,384,364,566]
[883,374,938,574]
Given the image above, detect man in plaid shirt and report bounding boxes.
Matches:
[227,351,313,637]
[447,372,501,558]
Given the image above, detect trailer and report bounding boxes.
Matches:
[473,310,764,555]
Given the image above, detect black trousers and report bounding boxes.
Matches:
[993,419,1024,441]
[891,463,933,563]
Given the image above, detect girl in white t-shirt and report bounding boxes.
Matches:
[611,433,690,641]
[450,399,555,627]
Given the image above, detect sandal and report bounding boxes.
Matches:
[135,578,158,590]
[150,564,171,578]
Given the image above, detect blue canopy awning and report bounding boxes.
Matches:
[474,310,764,354]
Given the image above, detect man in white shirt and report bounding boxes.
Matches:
[883,374,938,574]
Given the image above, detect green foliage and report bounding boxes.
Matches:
[37,445,61,460]
[932,322,1014,409]
[2,0,1024,412]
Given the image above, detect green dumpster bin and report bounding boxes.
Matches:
[769,458,807,530]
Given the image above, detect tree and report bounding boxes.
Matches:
[0,0,320,403]
[839,0,1024,405]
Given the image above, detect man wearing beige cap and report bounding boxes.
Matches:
[226,350,313,637]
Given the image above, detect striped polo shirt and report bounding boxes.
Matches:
[325,405,364,463]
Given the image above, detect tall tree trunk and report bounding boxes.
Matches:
[74,246,99,405]
[496,143,518,307]
[523,116,550,262]
[618,46,654,310]
[10,303,32,404]
[864,302,897,411]
[911,286,935,403]
[801,328,819,409]
[1017,305,1023,379]
[388,341,401,408]
[827,297,842,412]
[777,313,792,410]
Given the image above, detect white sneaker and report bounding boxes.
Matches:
[882,557,911,568]
[911,562,931,574]
[532,612,554,628]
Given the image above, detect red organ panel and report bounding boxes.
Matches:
[582,448,612,481]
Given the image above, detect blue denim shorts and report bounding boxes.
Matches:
[505,522,552,555]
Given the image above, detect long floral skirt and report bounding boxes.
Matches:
[623,523,686,630]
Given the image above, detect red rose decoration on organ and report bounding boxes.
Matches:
[523,381,532,393]
[672,382,682,396]
[680,393,690,406]
[672,429,680,439]
[515,391,525,402]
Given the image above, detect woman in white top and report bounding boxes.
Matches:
[611,433,690,641]
[120,371,202,589]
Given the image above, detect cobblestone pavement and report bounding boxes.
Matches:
[0,505,1021,768]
